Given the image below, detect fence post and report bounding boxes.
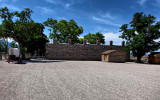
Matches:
[68,39,72,44]
[110,41,113,46]
[83,40,87,45]
[53,38,56,44]
[122,41,125,46]
[96,40,100,45]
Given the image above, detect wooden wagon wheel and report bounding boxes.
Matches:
[8,56,10,63]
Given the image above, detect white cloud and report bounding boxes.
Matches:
[137,0,148,6]
[0,0,18,2]
[91,26,109,33]
[0,3,21,11]
[101,12,116,20]
[44,0,85,8]
[45,0,60,4]
[153,0,160,7]
[36,7,54,14]
[45,0,67,6]
[78,36,84,38]
[155,0,160,3]
[92,16,121,27]
[45,0,69,8]
[57,17,67,20]
[103,32,125,45]
[12,0,18,2]
[65,3,71,8]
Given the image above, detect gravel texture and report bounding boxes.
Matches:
[0,60,160,100]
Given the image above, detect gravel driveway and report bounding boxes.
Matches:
[0,60,160,100]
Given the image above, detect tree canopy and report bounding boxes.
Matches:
[120,12,160,62]
[43,18,83,43]
[84,32,105,44]
[0,7,48,58]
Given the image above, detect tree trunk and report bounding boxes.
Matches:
[137,56,142,63]
[21,47,25,60]
[14,37,26,60]
[17,41,25,60]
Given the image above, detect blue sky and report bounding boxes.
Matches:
[0,0,160,45]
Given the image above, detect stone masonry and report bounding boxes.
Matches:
[46,40,130,61]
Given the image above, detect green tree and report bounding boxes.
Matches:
[48,29,53,43]
[25,22,49,56]
[43,18,83,43]
[79,38,84,44]
[0,40,7,52]
[43,18,58,42]
[120,12,160,62]
[0,25,5,38]
[84,32,105,44]
[0,7,48,59]
[10,41,18,48]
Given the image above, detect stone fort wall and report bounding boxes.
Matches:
[46,39,130,61]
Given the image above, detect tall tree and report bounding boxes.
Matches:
[43,18,58,42]
[0,7,48,59]
[84,32,105,44]
[43,18,83,43]
[25,22,48,56]
[120,12,160,62]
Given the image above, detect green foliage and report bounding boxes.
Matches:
[0,25,5,38]
[10,41,18,48]
[14,8,33,22]
[0,7,49,58]
[119,12,160,62]
[79,38,84,44]
[84,32,105,44]
[25,22,49,55]
[43,18,83,43]
[0,40,7,52]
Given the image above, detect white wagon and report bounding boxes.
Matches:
[8,48,22,63]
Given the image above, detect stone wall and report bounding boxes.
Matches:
[108,51,127,62]
[46,41,130,61]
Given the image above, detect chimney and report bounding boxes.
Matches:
[83,40,87,45]
[68,39,72,44]
[122,41,125,46]
[53,38,56,44]
[110,41,113,46]
[96,40,100,45]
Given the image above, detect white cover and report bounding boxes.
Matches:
[9,48,20,57]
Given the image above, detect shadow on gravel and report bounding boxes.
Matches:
[7,60,64,64]
[14,62,27,64]
[145,63,160,65]
[26,60,65,63]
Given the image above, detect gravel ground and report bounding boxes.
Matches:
[0,60,160,100]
